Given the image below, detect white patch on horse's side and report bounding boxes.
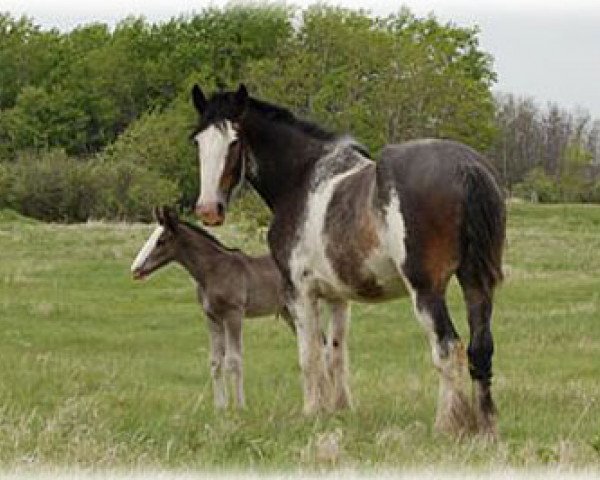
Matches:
[290,156,371,294]
[131,225,164,272]
[196,121,237,205]
[383,191,408,275]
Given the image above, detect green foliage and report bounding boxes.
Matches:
[1,150,178,222]
[1,5,502,220]
[513,168,562,203]
[513,165,600,204]
[245,6,496,153]
[100,98,197,207]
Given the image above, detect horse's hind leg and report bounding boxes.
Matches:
[457,272,498,438]
[327,300,352,410]
[410,289,476,436]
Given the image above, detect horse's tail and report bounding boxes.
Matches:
[459,161,506,295]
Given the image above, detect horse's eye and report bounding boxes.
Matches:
[156,238,165,247]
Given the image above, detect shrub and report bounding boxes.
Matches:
[513,168,562,203]
[0,150,178,222]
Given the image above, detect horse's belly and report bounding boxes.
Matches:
[305,248,408,303]
[354,250,409,302]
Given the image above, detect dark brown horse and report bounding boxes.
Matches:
[131,206,293,409]
[190,84,506,437]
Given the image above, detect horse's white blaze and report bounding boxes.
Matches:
[290,158,371,293]
[196,121,237,206]
[131,225,164,272]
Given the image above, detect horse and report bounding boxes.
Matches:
[130,206,294,409]
[189,84,506,437]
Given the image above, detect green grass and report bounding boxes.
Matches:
[0,203,599,470]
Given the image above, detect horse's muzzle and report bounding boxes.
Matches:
[195,202,225,226]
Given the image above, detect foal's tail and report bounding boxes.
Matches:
[459,162,506,295]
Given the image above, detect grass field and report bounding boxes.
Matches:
[0,203,599,471]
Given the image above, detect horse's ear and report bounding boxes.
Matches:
[233,83,248,117]
[153,206,163,225]
[192,84,207,115]
[162,205,179,232]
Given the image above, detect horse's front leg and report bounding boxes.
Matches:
[289,292,330,414]
[223,312,245,409]
[205,315,227,409]
[327,300,352,410]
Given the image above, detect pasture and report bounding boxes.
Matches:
[0,203,599,471]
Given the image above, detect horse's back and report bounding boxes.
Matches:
[379,139,496,188]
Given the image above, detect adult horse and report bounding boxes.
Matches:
[190,84,505,437]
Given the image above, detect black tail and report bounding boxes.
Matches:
[459,163,506,295]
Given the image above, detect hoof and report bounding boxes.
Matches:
[475,411,498,442]
[435,388,477,438]
[331,388,353,411]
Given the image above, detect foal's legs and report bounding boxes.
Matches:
[290,292,330,414]
[457,272,498,437]
[327,300,352,410]
[223,313,245,409]
[409,288,476,436]
[206,316,227,408]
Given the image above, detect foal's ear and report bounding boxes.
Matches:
[153,206,164,225]
[233,83,248,117]
[162,205,179,232]
[192,84,207,115]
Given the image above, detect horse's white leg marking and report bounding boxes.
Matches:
[195,121,237,206]
[224,314,245,409]
[289,293,330,414]
[384,188,473,434]
[411,303,474,435]
[327,300,352,410]
[206,317,227,409]
[130,225,164,272]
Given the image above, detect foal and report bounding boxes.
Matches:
[130,206,293,409]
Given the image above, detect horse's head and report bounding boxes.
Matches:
[131,206,180,280]
[191,83,248,226]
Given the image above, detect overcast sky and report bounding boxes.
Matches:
[3,0,600,118]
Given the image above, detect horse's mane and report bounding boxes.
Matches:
[246,97,337,142]
[192,91,371,157]
[181,220,241,253]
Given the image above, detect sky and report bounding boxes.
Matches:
[3,0,600,118]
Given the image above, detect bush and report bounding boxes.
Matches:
[513,168,562,203]
[100,98,198,208]
[513,167,600,204]
[0,149,178,222]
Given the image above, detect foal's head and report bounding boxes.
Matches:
[191,84,248,226]
[130,206,181,280]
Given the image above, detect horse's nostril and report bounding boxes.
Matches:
[217,202,225,217]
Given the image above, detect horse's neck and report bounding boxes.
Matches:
[244,117,328,209]
[174,228,226,284]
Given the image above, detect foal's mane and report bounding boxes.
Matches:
[180,220,241,253]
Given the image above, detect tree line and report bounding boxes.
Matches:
[0,6,598,222]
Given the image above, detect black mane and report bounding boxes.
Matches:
[246,97,337,142]
[181,219,241,253]
[192,91,337,142]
